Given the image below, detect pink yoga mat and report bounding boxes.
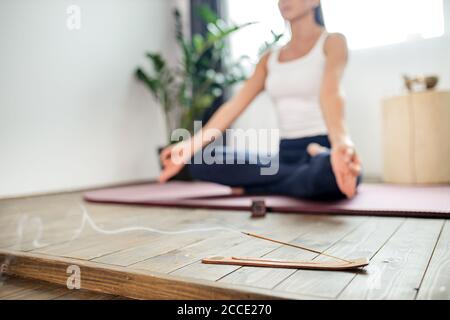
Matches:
[84,182,450,218]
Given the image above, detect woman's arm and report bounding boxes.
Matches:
[158,53,271,182]
[321,33,361,198]
[320,33,350,146]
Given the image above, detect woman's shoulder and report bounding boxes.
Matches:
[258,46,282,68]
[324,32,348,47]
[323,32,348,55]
[258,51,271,69]
[261,45,283,59]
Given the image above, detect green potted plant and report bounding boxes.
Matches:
[136,5,253,139]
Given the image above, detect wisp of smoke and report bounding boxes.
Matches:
[71,204,242,241]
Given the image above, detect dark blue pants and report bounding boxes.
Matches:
[188,135,361,200]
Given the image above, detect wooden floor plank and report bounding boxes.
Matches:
[95,213,319,267]
[1,194,213,252]
[31,207,223,260]
[54,288,118,300]
[271,217,404,298]
[3,286,69,300]
[171,216,366,282]
[0,278,70,300]
[0,277,119,300]
[416,220,450,300]
[131,231,247,273]
[2,202,168,250]
[92,232,210,266]
[338,218,444,300]
[88,208,266,266]
[0,202,153,250]
[0,250,306,300]
[220,217,399,291]
[218,216,372,289]
[0,277,44,298]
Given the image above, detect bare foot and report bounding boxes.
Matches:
[307,143,329,157]
[231,187,245,196]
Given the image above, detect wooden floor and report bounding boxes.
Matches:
[0,190,449,300]
[0,276,123,300]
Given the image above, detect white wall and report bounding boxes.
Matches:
[446,0,450,33]
[344,36,450,178]
[234,4,450,179]
[0,0,175,198]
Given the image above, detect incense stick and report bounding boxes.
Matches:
[231,257,342,265]
[242,232,352,263]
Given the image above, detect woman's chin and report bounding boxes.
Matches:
[280,12,294,21]
[282,13,305,23]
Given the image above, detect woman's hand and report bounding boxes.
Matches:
[158,141,192,183]
[330,139,362,199]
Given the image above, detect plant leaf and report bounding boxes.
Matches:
[135,68,159,96]
[192,34,205,54]
[146,53,166,72]
[197,4,218,24]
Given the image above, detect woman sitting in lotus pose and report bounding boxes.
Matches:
[159,0,362,200]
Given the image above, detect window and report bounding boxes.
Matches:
[227,0,286,64]
[322,0,445,50]
[227,0,445,60]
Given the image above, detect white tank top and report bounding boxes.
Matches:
[265,31,329,139]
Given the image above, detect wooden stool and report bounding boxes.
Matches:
[382,91,450,184]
